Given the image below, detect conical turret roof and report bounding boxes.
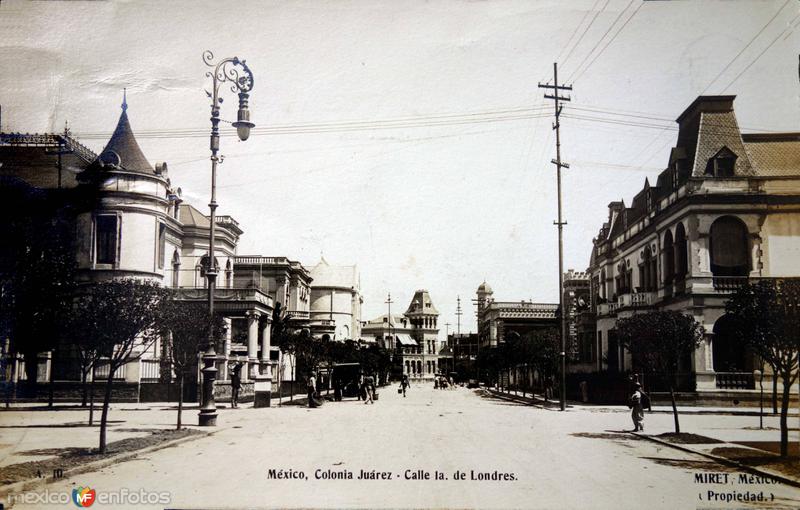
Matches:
[96,91,154,174]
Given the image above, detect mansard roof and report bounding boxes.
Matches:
[743,133,800,177]
[96,93,155,175]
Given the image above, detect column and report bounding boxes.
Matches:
[246,310,260,380]
[260,317,272,374]
[221,318,232,381]
[254,315,273,408]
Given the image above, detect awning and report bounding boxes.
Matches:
[396,334,417,346]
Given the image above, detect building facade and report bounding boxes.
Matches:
[579,95,800,396]
[361,290,448,380]
[0,96,312,403]
[475,282,559,350]
[308,257,362,341]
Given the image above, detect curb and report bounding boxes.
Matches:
[631,431,800,489]
[1,428,216,499]
[486,389,562,410]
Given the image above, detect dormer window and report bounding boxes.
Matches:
[705,147,737,178]
[646,189,653,212]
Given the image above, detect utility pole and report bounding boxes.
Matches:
[385,292,394,352]
[45,122,74,189]
[455,296,463,374]
[539,62,572,412]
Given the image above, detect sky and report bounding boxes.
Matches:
[1,0,798,336]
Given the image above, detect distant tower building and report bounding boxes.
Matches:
[476,281,494,317]
[402,290,441,380]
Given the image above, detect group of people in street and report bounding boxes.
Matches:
[307,371,378,407]
[434,374,455,390]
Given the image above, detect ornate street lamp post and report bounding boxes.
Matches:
[198,50,255,427]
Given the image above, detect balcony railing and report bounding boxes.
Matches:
[715,371,755,390]
[214,215,240,228]
[712,276,751,292]
[174,286,274,308]
[617,291,655,308]
[596,302,619,316]
[233,256,290,266]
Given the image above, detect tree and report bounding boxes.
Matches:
[616,311,703,434]
[160,298,226,430]
[0,181,77,399]
[725,280,800,457]
[62,309,103,424]
[272,303,296,402]
[70,279,170,452]
[527,328,560,400]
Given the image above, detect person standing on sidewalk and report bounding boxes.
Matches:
[307,372,317,408]
[229,362,243,408]
[629,382,645,431]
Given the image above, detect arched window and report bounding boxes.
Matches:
[171,250,181,288]
[710,216,749,277]
[713,314,754,374]
[675,223,688,280]
[225,260,232,288]
[195,264,204,288]
[600,269,607,301]
[662,230,674,285]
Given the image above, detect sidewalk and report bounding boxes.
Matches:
[486,387,800,416]
[486,387,800,486]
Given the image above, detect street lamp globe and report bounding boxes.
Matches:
[232,91,255,141]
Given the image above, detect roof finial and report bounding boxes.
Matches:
[121,88,128,112]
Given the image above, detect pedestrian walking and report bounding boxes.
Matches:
[400,374,409,397]
[363,375,374,404]
[229,362,243,408]
[629,382,645,431]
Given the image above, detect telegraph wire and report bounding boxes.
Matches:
[560,0,611,68]
[555,0,602,64]
[565,0,636,83]
[68,102,785,143]
[568,0,644,83]
[630,2,796,168]
[701,0,792,94]
[721,12,800,92]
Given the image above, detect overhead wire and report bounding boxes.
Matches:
[555,0,602,64]
[700,0,792,94]
[629,2,796,169]
[721,11,800,92]
[565,0,636,83]
[568,0,644,84]
[560,0,611,68]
